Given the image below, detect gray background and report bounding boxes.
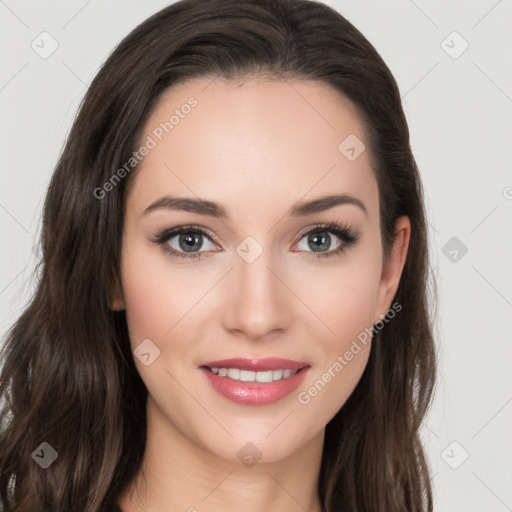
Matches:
[1,1,511,510]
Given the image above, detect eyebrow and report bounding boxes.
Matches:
[141,193,368,218]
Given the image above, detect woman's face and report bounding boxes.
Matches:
[112,77,409,463]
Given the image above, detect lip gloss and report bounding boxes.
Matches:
[199,360,310,406]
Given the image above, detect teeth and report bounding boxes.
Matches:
[272,369,283,380]
[256,371,273,382]
[227,368,240,380]
[209,367,299,382]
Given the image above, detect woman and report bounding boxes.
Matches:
[0,0,437,510]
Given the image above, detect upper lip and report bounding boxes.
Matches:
[200,357,309,372]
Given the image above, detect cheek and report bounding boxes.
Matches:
[120,239,198,346]
[305,251,382,348]
[295,249,381,411]
[330,270,379,340]
[119,242,208,410]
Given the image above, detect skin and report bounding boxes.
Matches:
[112,77,410,512]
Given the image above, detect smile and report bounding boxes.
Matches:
[199,357,310,406]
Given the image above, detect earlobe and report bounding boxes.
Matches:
[374,216,410,324]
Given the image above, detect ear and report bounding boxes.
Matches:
[373,216,410,324]
[109,274,126,311]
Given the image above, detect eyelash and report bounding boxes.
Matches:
[150,221,360,262]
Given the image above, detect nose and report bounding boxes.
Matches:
[221,246,291,341]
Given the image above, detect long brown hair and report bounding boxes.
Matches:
[0,0,437,510]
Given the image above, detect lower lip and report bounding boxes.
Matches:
[200,366,310,406]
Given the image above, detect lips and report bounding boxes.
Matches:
[199,357,311,406]
[200,357,309,372]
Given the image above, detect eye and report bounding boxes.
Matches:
[293,222,359,259]
[150,225,219,261]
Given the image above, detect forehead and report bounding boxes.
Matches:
[126,77,378,222]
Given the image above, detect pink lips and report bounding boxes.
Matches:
[199,357,310,406]
[201,357,308,371]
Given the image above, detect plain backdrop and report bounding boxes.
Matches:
[1,1,511,510]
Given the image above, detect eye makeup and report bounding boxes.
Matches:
[149,219,360,262]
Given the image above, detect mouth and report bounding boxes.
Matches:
[199,357,310,406]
